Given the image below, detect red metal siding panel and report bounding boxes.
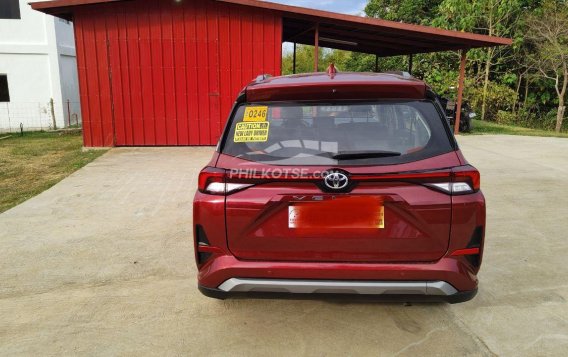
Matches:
[95,9,114,146]
[185,3,200,145]
[240,10,253,90]
[198,1,212,145]
[229,8,243,99]
[173,3,189,145]
[83,14,103,146]
[116,10,134,145]
[150,1,166,145]
[218,8,232,141]
[74,18,92,147]
[207,2,221,144]
[74,0,282,146]
[162,3,177,145]
[107,9,126,146]
[138,4,154,145]
[126,8,144,145]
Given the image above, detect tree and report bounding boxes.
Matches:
[432,0,523,121]
[526,1,568,132]
[279,1,564,132]
[282,45,352,75]
[282,45,322,75]
[365,0,443,24]
[362,0,442,79]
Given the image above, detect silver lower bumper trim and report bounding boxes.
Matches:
[218,279,458,296]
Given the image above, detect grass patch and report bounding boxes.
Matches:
[467,119,568,138]
[0,131,107,213]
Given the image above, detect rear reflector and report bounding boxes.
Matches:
[451,247,480,256]
[194,225,213,266]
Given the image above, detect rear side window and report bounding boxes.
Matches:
[221,101,453,165]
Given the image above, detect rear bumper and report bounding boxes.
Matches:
[218,278,458,295]
[199,281,477,304]
[197,254,479,302]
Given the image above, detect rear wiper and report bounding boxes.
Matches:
[332,151,401,160]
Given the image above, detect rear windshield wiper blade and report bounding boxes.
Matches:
[332,151,401,160]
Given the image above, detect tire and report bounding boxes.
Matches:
[461,115,472,133]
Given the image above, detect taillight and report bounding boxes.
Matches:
[453,165,480,192]
[198,167,252,195]
[198,167,225,194]
[425,165,480,195]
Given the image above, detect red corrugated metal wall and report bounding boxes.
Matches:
[74,0,282,146]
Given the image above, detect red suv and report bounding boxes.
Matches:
[193,73,485,303]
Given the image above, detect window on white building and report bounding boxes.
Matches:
[0,0,21,19]
[0,75,10,102]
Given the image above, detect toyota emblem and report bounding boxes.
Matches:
[324,171,349,190]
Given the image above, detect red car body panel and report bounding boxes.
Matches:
[222,166,458,263]
[193,73,485,302]
[197,255,479,292]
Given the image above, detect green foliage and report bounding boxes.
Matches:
[282,46,353,75]
[282,45,319,75]
[495,107,567,131]
[495,110,518,125]
[469,118,568,137]
[422,68,459,98]
[343,53,376,72]
[365,0,443,24]
[465,80,518,120]
[281,0,568,133]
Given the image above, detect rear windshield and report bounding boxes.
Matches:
[221,101,453,165]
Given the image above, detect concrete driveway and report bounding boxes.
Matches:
[1,136,567,356]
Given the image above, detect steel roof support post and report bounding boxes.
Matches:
[293,42,297,74]
[375,55,379,73]
[314,23,319,72]
[454,49,468,135]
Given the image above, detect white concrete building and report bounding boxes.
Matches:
[0,0,80,133]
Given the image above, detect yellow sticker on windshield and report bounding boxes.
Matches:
[243,106,268,122]
[234,122,270,142]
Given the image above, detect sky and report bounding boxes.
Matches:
[268,0,368,16]
[270,0,369,53]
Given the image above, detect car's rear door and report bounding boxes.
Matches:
[219,101,458,263]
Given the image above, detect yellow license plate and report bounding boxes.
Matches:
[243,106,268,122]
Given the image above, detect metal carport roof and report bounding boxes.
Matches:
[31,0,511,56]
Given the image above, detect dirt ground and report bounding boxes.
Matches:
[1,135,567,356]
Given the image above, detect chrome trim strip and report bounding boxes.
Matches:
[218,279,458,296]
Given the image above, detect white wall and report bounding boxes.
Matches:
[0,0,47,45]
[0,53,53,130]
[0,0,80,132]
